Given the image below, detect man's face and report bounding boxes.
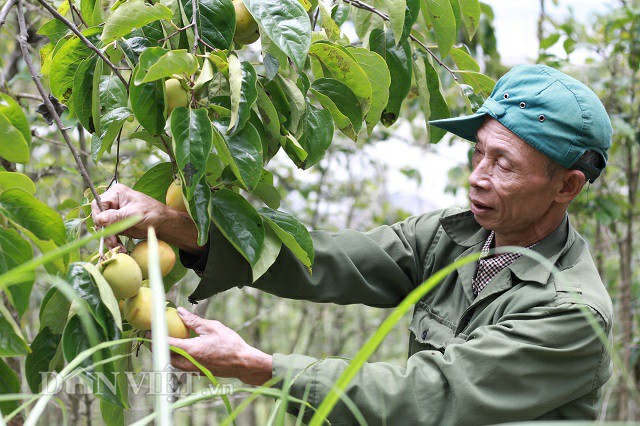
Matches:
[469,118,563,237]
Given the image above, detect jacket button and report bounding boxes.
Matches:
[421,330,428,340]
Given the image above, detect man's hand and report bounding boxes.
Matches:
[167,308,273,386]
[91,184,205,255]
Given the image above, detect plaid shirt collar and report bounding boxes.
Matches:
[472,231,537,296]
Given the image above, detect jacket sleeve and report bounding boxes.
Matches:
[184,209,448,307]
[272,304,611,425]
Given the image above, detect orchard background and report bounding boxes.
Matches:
[0,0,638,423]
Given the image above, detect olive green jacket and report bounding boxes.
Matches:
[183,208,613,425]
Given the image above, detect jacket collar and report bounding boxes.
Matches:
[439,209,573,285]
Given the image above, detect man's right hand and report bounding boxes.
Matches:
[91,183,206,255]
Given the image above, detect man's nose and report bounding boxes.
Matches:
[469,160,491,189]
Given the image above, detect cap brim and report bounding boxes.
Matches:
[429,112,487,143]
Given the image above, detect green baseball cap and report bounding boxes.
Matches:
[429,64,612,182]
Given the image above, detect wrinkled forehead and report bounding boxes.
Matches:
[475,117,550,164]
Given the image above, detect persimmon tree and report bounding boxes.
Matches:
[0,0,495,422]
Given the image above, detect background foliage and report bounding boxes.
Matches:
[0,0,638,423]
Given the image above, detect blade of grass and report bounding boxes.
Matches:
[309,250,483,425]
[0,216,142,290]
[146,227,173,426]
[24,338,138,426]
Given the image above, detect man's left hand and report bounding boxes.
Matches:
[166,308,273,386]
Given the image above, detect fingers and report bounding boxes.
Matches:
[176,307,213,335]
[170,352,199,372]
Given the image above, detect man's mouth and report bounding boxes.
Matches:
[469,198,493,214]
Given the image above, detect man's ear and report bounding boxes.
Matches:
[556,169,586,203]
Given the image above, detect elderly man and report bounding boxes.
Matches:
[93,64,613,424]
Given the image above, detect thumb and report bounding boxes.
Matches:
[95,209,121,227]
[177,307,208,334]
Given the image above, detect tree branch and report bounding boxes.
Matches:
[33,0,129,90]
[0,0,16,31]
[17,0,105,211]
[341,0,458,81]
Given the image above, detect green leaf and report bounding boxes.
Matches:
[258,207,313,268]
[401,0,421,43]
[369,29,412,127]
[0,92,32,149]
[423,56,450,143]
[318,1,341,42]
[73,55,99,132]
[91,107,132,161]
[0,228,35,317]
[0,301,30,356]
[38,10,70,46]
[283,132,307,162]
[99,74,129,112]
[347,47,391,135]
[171,107,213,199]
[186,177,211,246]
[458,0,481,39]
[223,122,263,191]
[412,53,431,142]
[39,287,71,334]
[135,48,198,84]
[0,172,36,194]
[449,0,461,33]
[229,58,258,134]
[181,0,235,50]
[293,102,333,169]
[253,170,281,209]
[308,42,372,114]
[449,46,480,71]
[310,77,362,141]
[252,226,282,282]
[194,57,215,91]
[256,83,282,148]
[132,162,175,203]
[0,189,66,246]
[383,0,406,44]
[0,113,29,163]
[130,63,165,135]
[61,314,124,408]
[244,0,311,69]
[275,74,306,137]
[81,0,103,26]
[423,0,456,58]
[455,70,495,97]
[101,0,172,44]
[540,33,561,50]
[82,263,123,332]
[50,28,101,107]
[66,263,113,337]
[210,189,264,266]
[25,327,62,393]
[0,358,20,416]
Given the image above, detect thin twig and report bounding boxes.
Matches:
[198,37,215,52]
[342,0,458,81]
[311,7,320,30]
[33,0,129,90]
[34,134,92,157]
[69,3,88,28]
[0,0,16,31]
[159,22,194,43]
[17,0,105,211]
[12,92,42,101]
